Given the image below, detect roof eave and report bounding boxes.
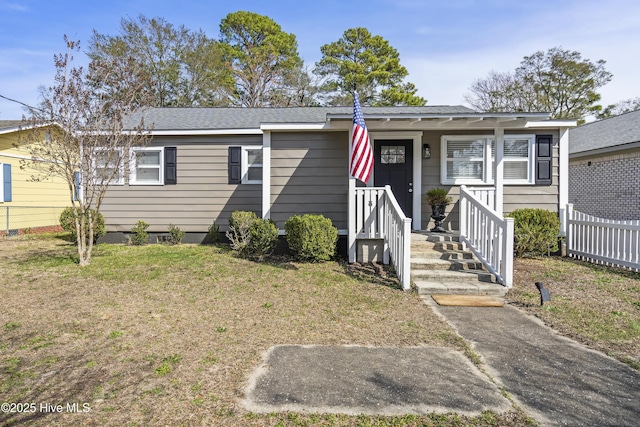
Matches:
[570,140,640,157]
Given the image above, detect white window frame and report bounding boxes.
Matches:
[129,147,164,185]
[441,134,535,185]
[490,135,536,185]
[93,148,124,185]
[242,146,263,184]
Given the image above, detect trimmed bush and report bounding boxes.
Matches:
[226,211,258,254]
[507,208,561,257]
[59,207,105,244]
[247,219,278,261]
[284,214,338,262]
[129,220,149,246]
[167,223,185,245]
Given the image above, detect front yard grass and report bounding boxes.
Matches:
[0,237,531,426]
[509,256,640,370]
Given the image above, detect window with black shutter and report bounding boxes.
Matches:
[228,147,241,184]
[535,135,553,185]
[164,147,177,185]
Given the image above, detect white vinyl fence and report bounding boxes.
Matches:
[565,204,640,272]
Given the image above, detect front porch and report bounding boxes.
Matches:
[349,185,514,293]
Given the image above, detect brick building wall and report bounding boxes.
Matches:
[569,150,640,220]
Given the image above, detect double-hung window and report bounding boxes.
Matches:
[242,146,262,184]
[130,147,164,185]
[441,135,535,185]
[491,137,534,183]
[94,148,124,185]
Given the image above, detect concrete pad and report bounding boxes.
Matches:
[242,345,511,416]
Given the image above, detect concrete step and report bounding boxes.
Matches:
[411,248,475,260]
[410,257,484,271]
[411,268,498,283]
[412,241,466,252]
[414,280,508,297]
[410,230,506,296]
[411,232,460,243]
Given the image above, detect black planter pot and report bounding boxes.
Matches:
[430,204,447,232]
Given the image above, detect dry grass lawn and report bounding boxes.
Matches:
[0,237,532,426]
[509,256,640,370]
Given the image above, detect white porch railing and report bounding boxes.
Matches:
[565,204,640,272]
[465,187,495,210]
[459,185,514,287]
[351,185,411,290]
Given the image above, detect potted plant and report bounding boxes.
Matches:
[425,188,452,232]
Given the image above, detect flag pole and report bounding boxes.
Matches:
[348,118,356,263]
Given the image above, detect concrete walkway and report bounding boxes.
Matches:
[432,303,640,426]
[242,302,640,426]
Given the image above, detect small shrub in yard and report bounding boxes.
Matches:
[226,211,257,254]
[167,223,185,245]
[207,222,220,243]
[507,208,560,257]
[284,214,338,262]
[59,207,106,243]
[247,218,278,260]
[129,220,149,245]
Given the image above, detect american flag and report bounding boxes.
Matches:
[350,92,373,183]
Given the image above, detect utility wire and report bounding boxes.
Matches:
[0,94,48,115]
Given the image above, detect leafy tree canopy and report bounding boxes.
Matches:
[465,47,612,122]
[219,11,303,107]
[595,97,640,119]
[314,27,425,106]
[88,15,233,108]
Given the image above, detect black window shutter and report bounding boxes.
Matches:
[165,147,177,185]
[535,135,553,185]
[228,147,241,184]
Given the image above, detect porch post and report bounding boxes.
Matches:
[262,130,271,219]
[558,128,570,236]
[412,135,422,230]
[348,177,356,263]
[494,127,504,215]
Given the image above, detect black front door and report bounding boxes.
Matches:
[374,140,413,217]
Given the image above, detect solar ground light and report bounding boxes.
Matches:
[535,282,551,305]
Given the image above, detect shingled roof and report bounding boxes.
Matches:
[570,109,640,155]
[0,120,22,132]
[127,106,478,130]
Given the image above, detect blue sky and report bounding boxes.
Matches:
[1,0,639,118]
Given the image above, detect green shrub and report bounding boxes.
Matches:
[226,211,258,254]
[507,208,560,257]
[284,214,338,262]
[129,220,149,246]
[207,222,220,244]
[247,219,278,261]
[59,207,106,244]
[167,223,185,245]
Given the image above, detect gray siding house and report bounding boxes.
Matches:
[569,110,640,220]
[101,106,575,248]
